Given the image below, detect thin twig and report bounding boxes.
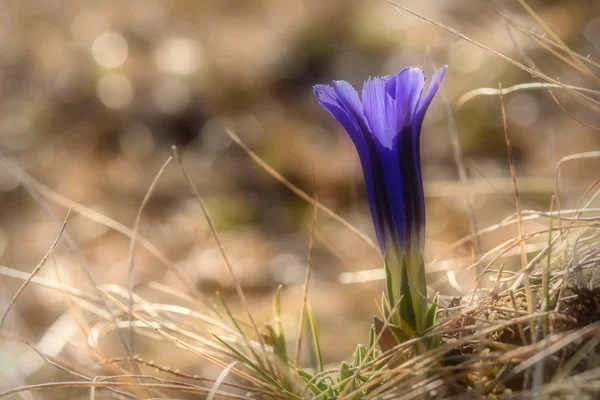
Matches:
[0,208,71,331]
[127,156,173,354]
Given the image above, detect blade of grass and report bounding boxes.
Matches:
[213,335,301,399]
[384,0,600,112]
[543,196,555,337]
[95,286,264,389]
[516,0,598,82]
[8,160,213,311]
[499,83,535,333]
[216,292,266,370]
[273,286,292,389]
[0,208,71,331]
[430,57,481,271]
[306,304,323,373]
[457,83,600,111]
[555,152,600,235]
[171,145,274,376]
[206,361,237,400]
[0,381,251,399]
[297,369,326,397]
[127,156,172,356]
[548,90,600,131]
[224,128,380,253]
[294,163,318,369]
[100,356,275,396]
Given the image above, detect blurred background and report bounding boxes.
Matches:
[0,0,599,396]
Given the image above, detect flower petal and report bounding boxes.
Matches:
[362,77,395,149]
[314,82,384,246]
[313,82,369,153]
[391,68,426,130]
[416,65,446,118]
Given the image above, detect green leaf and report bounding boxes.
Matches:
[387,322,411,344]
[425,293,440,349]
[217,292,266,369]
[425,293,439,330]
[367,324,376,353]
[338,361,354,393]
[273,287,289,364]
[384,257,396,311]
[273,286,292,390]
[306,303,324,373]
[297,369,325,396]
[338,361,350,383]
[398,255,417,332]
[352,344,367,367]
[213,334,292,396]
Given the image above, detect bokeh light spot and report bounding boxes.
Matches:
[153,37,203,75]
[506,93,540,128]
[448,41,483,73]
[96,73,133,109]
[92,32,129,69]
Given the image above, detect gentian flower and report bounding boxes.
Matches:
[314,66,446,337]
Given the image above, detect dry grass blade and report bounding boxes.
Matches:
[51,257,133,381]
[23,341,135,399]
[100,356,276,395]
[528,30,600,70]
[499,83,535,327]
[555,152,600,234]
[11,163,211,308]
[95,286,266,389]
[0,381,252,399]
[170,145,273,376]
[432,57,481,270]
[0,265,101,305]
[456,83,600,110]
[512,321,600,376]
[0,208,71,331]
[384,0,600,112]
[516,0,598,82]
[207,361,237,400]
[127,156,173,353]
[552,333,600,382]
[224,127,380,253]
[294,164,318,369]
[548,90,600,131]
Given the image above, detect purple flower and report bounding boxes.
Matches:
[313,66,445,259]
[314,66,445,335]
